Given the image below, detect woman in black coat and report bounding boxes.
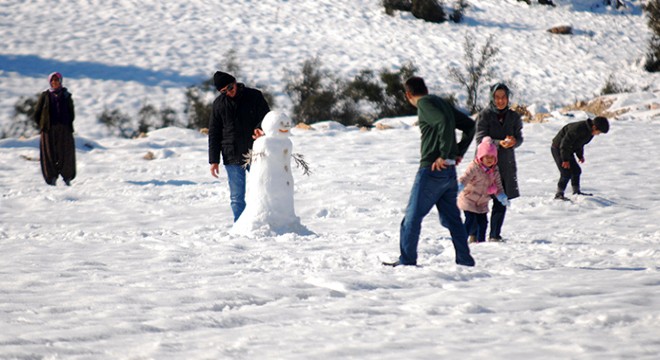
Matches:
[34,72,76,186]
[472,83,523,242]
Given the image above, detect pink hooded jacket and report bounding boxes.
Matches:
[457,137,505,213]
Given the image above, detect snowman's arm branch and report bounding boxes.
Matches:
[242,150,265,169]
[292,153,311,176]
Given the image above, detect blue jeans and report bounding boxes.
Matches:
[225,165,247,222]
[399,166,474,266]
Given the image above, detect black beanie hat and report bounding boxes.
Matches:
[593,116,609,133]
[213,71,236,91]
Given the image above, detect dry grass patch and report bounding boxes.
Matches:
[561,97,628,118]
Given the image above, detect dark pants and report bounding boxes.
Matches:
[489,199,506,239]
[468,194,507,240]
[464,211,488,242]
[551,146,581,194]
[40,124,76,185]
[399,167,474,266]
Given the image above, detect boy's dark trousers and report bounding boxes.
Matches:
[551,146,581,195]
[464,211,488,242]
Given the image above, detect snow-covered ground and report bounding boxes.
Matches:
[2,0,660,359]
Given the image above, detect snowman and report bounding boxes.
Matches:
[231,111,312,236]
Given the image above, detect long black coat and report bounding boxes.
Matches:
[208,84,270,165]
[475,107,523,199]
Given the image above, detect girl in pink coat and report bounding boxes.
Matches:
[458,137,509,243]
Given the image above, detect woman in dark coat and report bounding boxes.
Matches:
[472,83,523,242]
[33,72,76,186]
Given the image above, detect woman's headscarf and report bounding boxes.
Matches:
[488,82,511,114]
[48,72,63,92]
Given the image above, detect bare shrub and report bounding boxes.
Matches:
[449,0,469,23]
[449,34,500,114]
[600,74,633,95]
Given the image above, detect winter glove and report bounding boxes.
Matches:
[496,193,510,206]
[457,183,465,193]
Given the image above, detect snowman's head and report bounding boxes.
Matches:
[261,111,293,137]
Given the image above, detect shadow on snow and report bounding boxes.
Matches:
[0,54,204,87]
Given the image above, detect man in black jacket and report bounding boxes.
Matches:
[208,71,270,221]
[551,116,609,200]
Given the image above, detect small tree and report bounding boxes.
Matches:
[449,34,500,114]
[644,0,660,72]
[1,94,40,139]
[412,0,446,23]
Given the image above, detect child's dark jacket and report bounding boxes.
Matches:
[552,119,595,162]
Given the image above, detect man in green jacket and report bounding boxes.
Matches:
[384,77,475,267]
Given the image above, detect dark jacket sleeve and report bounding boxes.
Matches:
[475,110,490,145]
[208,98,223,164]
[559,124,583,162]
[34,91,47,130]
[453,107,475,157]
[67,91,75,132]
[255,92,270,129]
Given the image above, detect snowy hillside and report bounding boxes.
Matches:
[1,0,658,136]
[1,0,660,359]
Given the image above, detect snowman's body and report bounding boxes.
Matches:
[232,112,310,236]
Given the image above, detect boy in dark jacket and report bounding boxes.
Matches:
[551,116,609,200]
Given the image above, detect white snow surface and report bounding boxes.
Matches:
[1,0,660,359]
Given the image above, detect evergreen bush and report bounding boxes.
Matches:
[183,85,214,129]
[411,0,446,23]
[644,0,660,72]
[1,94,40,139]
[98,108,135,138]
[284,57,342,124]
[378,62,418,118]
[383,0,413,15]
